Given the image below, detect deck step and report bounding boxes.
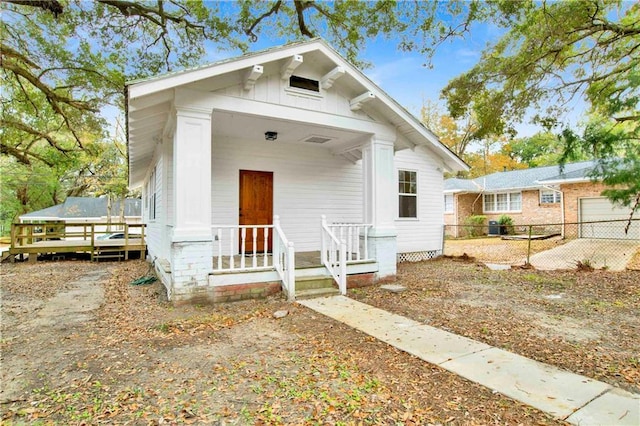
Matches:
[295,275,335,291]
[295,287,340,300]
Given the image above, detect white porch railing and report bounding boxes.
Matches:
[273,216,295,301]
[212,215,295,300]
[212,224,273,271]
[320,215,347,295]
[327,221,373,262]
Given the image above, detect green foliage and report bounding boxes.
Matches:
[464,215,486,237]
[497,214,515,235]
[440,0,638,209]
[560,116,640,215]
[505,132,592,168]
[497,215,513,226]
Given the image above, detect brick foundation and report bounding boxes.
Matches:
[172,272,389,305]
[173,281,281,306]
[347,273,375,289]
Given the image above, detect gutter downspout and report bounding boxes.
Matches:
[470,178,485,219]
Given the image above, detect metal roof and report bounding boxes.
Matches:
[444,160,597,193]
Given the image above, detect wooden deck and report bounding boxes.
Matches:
[8,222,146,262]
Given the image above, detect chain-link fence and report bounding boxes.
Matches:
[443,219,640,271]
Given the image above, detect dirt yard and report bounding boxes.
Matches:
[444,236,640,269]
[1,258,638,424]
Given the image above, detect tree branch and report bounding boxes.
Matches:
[293,0,315,37]
[0,118,74,153]
[5,0,63,17]
[243,1,282,42]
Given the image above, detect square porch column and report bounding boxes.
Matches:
[170,106,213,297]
[362,137,397,279]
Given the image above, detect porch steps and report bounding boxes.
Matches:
[295,275,339,299]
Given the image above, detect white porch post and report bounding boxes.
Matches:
[362,136,397,279]
[170,106,213,297]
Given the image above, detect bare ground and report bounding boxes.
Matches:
[444,236,640,270]
[1,257,637,424]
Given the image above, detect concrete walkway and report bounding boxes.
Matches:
[299,295,640,425]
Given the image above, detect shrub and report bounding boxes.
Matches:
[498,214,515,235]
[463,215,487,237]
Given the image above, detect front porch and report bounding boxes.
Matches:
[156,217,381,303]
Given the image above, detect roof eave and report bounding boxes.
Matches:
[536,177,593,185]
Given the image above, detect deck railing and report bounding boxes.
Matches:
[320,215,347,295]
[11,222,146,247]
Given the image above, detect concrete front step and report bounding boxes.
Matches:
[295,275,335,291]
[295,287,340,300]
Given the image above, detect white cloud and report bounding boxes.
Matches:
[455,48,480,62]
[365,56,421,87]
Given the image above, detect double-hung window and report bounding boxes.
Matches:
[398,170,417,218]
[540,190,561,204]
[444,194,454,213]
[483,192,521,212]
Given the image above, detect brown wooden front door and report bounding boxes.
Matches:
[239,170,273,253]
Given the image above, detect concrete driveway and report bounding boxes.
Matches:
[529,238,639,271]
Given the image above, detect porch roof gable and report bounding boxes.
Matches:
[127,39,468,187]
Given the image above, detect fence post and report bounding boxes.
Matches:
[526,225,533,265]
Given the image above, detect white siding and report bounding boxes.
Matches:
[211,137,363,252]
[214,72,370,120]
[394,147,445,253]
[145,155,164,260]
[161,139,174,259]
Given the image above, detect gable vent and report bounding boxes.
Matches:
[303,136,332,144]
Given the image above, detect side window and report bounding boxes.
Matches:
[444,194,454,213]
[148,167,156,220]
[540,190,561,204]
[398,170,417,218]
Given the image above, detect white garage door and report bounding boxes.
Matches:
[579,197,639,239]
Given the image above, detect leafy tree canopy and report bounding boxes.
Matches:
[440,0,638,210]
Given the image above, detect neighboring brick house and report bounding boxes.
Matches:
[444,160,638,239]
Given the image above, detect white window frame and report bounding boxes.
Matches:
[444,194,454,213]
[483,191,522,213]
[540,189,561,204]
[398,169,418,219]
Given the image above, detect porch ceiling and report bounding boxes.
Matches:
[212,111,371,159]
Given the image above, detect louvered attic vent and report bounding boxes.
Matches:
[290,75,319,92]
[303,136,332,144]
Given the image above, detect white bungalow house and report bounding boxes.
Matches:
[126,39,468,303]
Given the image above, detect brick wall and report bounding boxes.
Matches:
[561,182,608,223]
[446,190,565,236]
[481,190,562,225]
[456,193,482,225]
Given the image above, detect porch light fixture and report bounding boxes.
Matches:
[265,131,278,141]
